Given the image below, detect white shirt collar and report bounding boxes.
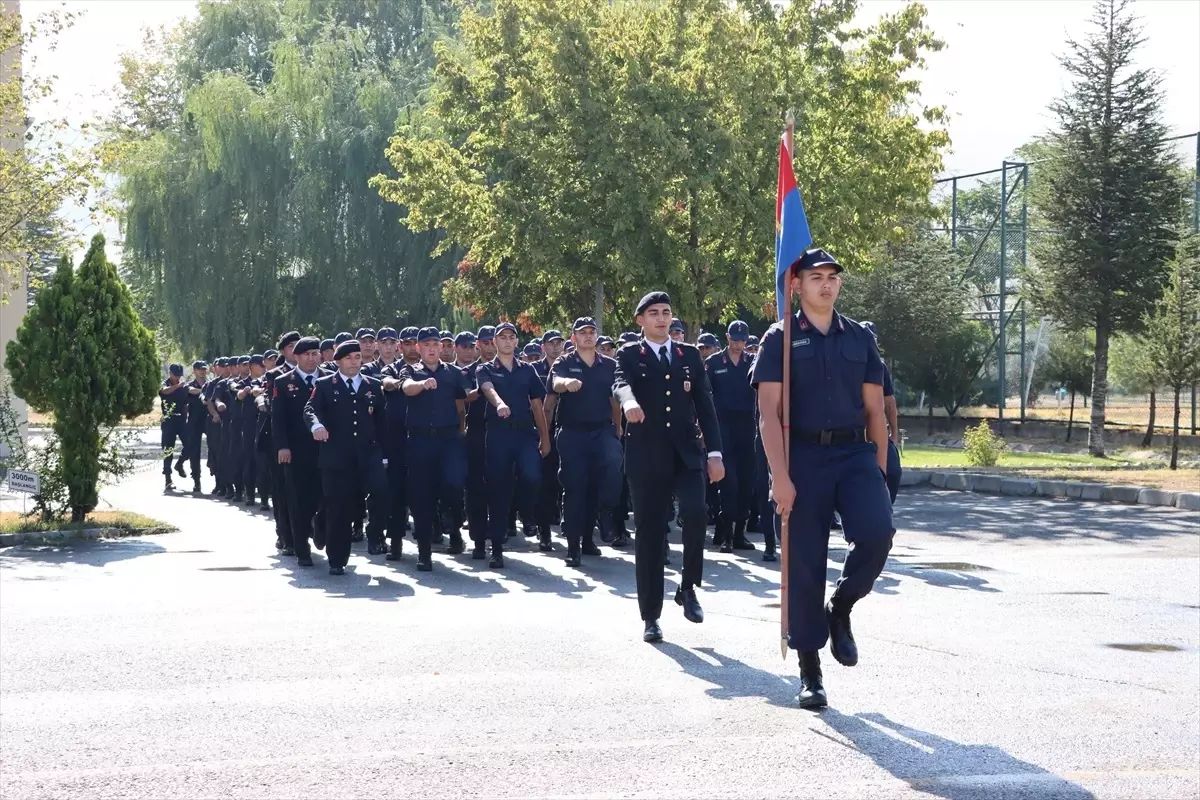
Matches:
[647,339,670,359]
[295,368,317,381]
[339,371,360,390]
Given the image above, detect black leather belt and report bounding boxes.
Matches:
[793,428,867,445]
[408,426,460,437]
[561,421,612,431]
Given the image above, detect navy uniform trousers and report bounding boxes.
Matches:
[885,440,902,504]
[779,442,893,652]
[486,425,541,548]
[161,417,186,476]
[716,411,756,527]
[407,429,467,552]
[753,433,774,550]
[385,430,408,545]
[323,450,388,569]
[465,423,489,544]
[557,425,622,547]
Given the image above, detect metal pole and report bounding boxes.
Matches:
[779,110,795,661]
[998,161,1008,427]
[1020,308,1027,422]
[1019,163,1029,422]
[594,282,604,336]
[950,179,958,250]
[1193,136,1198,434]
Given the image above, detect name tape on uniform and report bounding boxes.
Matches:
[5,469,40,494]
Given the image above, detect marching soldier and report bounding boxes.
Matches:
[261,332,302,553]
[159,364,190,491]
[272,336,326,564]
[476,322,551,568]
[320,339,335,367]
[597,336,616,358]
[751,247,894,709]
[379,328,412,560]
[439,331,456,363]
[613,292,724,643]
[535,329,564,551]
[706,321,758,553]
[178,360,209,493]
[305,339,390,575]
[461,326,493,555]
[669,318,686,343]
[549,317,622,566]
[236,355,267,505]
[203,358,228,496]
[357,328,380,376]
[398,327,470,571]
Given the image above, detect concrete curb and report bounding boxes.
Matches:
[0,526,174,548]
[903,469,1198,511]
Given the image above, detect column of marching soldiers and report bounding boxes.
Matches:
[158,319,773,575]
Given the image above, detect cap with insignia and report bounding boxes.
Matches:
[563,341,575,353]
[400,327,419,342]
[377,327,399,341]
[748,335,760,347]
[572,317,597,331]
[168,363,183,377]
[319,338,335,351]
[264,349,279,359]
[727,320,750,341]
[237,355,251,365]
[597,336,614,347]
[619,332,639,344]
[192,360,208,370]
[477,325,496,342]
[523,343,542,357]
[669,318,685,333]
[454,331,477,346]
[494,322,517,336]
[792,246,842,274]
[250,354,264,366]
[439,330,453,342]
[697,332,720,348]
[355,327,376,340]
[543,329,564,342]
[333,332,352,345]
[417,327,441,343]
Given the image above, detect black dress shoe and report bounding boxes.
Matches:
[416,558,433,572]
[719,541,733,554]
[367,541,385,556]
[445,535,465,555]
[275,537,284,551]
[643,620,663,643]
[611,534,629,548]
[675,586,704,623]
[329,565,345,576]
[297,555,314,567]
[281,547,296,557]
[797,650,827,709]
[732,538,757,551]
[386,539,403,561]
[164,477,174,491]
[259,502,271,511]
[565,544,582,568]
[762,548,778,562]
[582,541,602,557]
[471,545,487,560]
[827,601,858,667]
[351,527,365,543]
[193,482,202,494]
[489,553,505,569]
[175,463,188,478]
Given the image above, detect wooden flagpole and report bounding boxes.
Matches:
[779,111,794,660]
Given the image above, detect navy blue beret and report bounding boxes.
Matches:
[636,291,671,316]
[334,340,361,360]
[277,331,301,350]
[293,337,321,355]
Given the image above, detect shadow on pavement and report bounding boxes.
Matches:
[897,489,1197,543]
[654,643,800,707]
[0,539,167,568]
[819,710,1096,800]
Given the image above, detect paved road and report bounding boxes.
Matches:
[2,466,1198,799]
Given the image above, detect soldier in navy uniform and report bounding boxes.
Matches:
[751,247,894,709]
[613,292,724,643]
[439,331,456,363]
[535,329,565,550]
[476,322,550,568]
[460,326,493,555]
[236,355,267,504]
[260,332,301,548]
[270,335,322,564]
[159,364,190,491]
[398,327,470,571]
[305,339,389,575]
[356,328,378,371]
[177,360,209,493]
[706,321,758,553]
[597,336,616,358]
[202,358,226,495]
[379,329,412,560]
[549,317,622,567]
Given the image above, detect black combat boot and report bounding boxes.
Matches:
[827,598,858,667]
[732,521,756,551]
[797,651,827,709]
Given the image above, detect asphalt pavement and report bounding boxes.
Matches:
[1,465,1198,799]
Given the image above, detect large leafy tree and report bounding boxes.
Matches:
[373,0,948,333]
[108,0,464,356]
[1026,0,1185,456]
[5,235,159,520]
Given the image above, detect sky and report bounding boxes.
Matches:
[18,0,1200,257]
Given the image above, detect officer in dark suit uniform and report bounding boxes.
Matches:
[476,322,550,568]
[706,321,758,553]
[235,355,267,504]
[159,364,190,491]
[260,332,301,548]
[305,339,389,575]
[177,360,209,493]
[550,317,622,567]
[613,292,724,643]
[202,358,227,494]
[398,327,470,571]
[270,335,322,564]
[752,247,894,709]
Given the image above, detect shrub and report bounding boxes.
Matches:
[963,421,1007,467]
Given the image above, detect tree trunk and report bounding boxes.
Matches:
[1141,388,1155,447]
[1067,390,1075,442]
[1088,321,1110,456]
[1171,384,1182,470]
[927,402,934,436]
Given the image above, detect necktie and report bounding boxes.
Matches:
[305,375,313,390]
[658,346,670,369]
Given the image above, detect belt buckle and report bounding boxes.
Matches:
[819,430,833,446]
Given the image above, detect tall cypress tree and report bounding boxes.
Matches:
[5,235,159,520]
[1028,0,1184,456]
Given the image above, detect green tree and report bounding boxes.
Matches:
[373,0,947,333]
[895,318,992,435]
[1040,329,1095,442]
[1108,334,1161,446]
[1144,234,1200,469]
[5,235,159,521]
[1026,0,1186,456]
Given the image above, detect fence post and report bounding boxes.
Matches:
[998,161,1008,429]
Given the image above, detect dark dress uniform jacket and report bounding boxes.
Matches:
[271,369,323,467]
[612,340,722,476]
[303,374,388,470]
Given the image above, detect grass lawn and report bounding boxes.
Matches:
[901,445,1199,492]
[0,511,176,535]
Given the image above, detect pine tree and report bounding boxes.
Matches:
[5,235,159,520]
[1145,234,1200,470]
[1028,0,1185,456]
